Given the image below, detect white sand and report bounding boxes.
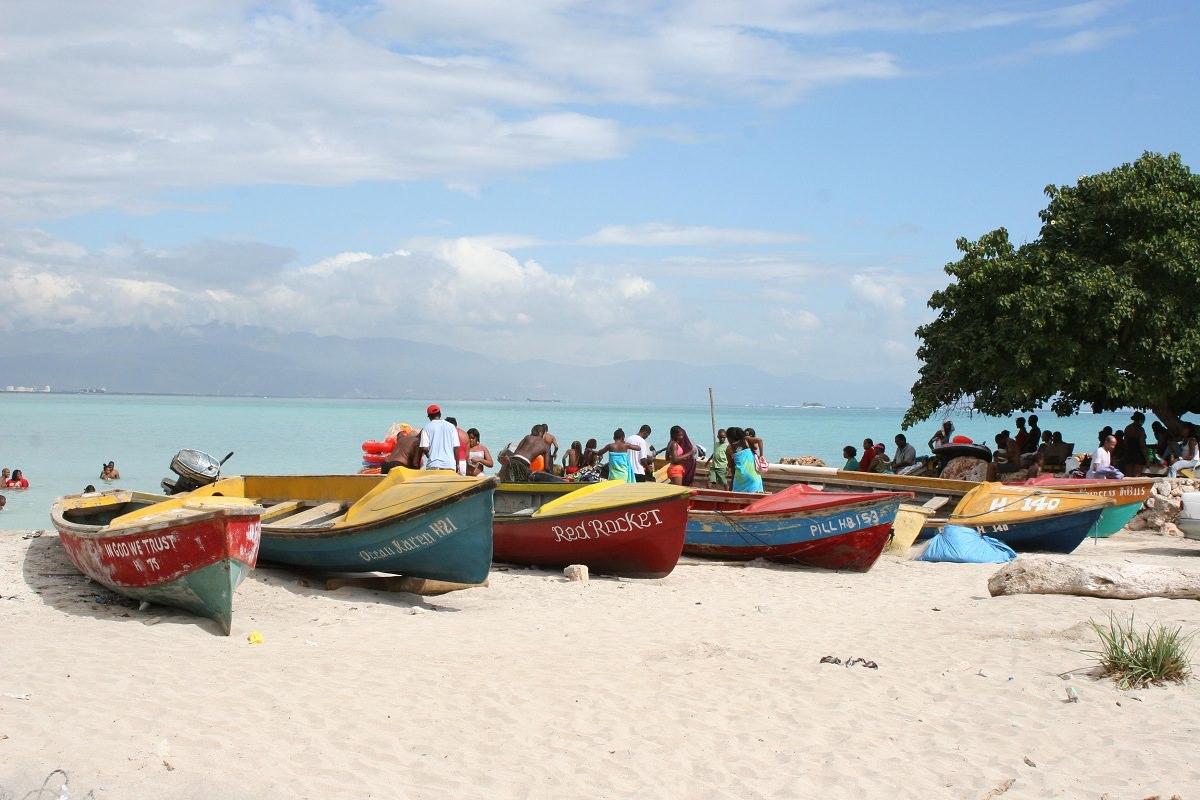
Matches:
[3,530,1200,799]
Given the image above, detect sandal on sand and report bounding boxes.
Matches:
[819,656,842,665]
[847,658,878,669]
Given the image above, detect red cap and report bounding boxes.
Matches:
[426,404,441,416]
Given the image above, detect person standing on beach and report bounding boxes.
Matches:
[707,429,728,487]
[382,424,421,473]
[466,428,493,476]
[626,425,653,482]
[1014,417,1028,453]
[541,423,559,471]
[419,405,459,471]
[594,429,640,483]
[726,428,764,493]
[1120,411,1148,477]
[582,438,600,467]
[1025,415,1041,456]
[499,425,552,482]
[445,417,470,475]
[665,425,698,486]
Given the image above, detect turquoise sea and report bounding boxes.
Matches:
[0,393,1137,531]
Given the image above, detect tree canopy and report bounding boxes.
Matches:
[904,152,1200,432]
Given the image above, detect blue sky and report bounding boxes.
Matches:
[1,0,1196,391]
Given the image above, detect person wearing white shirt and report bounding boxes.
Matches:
[1087,435,1123,480]
[419,404,459,471]
[625,424,653,481]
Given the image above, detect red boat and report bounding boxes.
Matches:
[492,481,691,578]
[685,484,913,571]
[51,490,263,635]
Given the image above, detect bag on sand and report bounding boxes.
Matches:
[917,525,1016,564]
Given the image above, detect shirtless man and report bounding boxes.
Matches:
[541,423,559,472]
[499,425,552,483]
[382,424,421,473]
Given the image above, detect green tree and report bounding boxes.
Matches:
[904,152,1200,432]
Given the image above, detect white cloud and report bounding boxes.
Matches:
[850,272,908,312]
[581,223,808,247]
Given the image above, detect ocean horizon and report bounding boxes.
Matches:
[4,392,1137,531]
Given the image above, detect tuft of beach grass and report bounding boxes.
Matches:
[1084,612,1194,690]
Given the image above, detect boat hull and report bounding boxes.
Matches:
[1021,478,1154,538]
[55,505,261,635]
[963,508,1105,553]
[493,496,690,578]
[685,495,905,571]
[259,486,494,584]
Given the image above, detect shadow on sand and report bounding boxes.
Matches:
[19,533,228,636]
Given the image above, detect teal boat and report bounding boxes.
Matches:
[144,470,497,584]
[1022,477,1155,538]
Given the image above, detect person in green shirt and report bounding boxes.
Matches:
[842,445,859,471]
[707,428,728,487]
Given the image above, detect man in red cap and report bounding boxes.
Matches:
[419,404,459,471]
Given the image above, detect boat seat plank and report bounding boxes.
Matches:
[272,502,346,528]
[922,496,950,513]
[259,501,304,522]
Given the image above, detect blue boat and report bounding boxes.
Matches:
[936,482,1112,554]
[166,470,497,584]
[684,485,912,571]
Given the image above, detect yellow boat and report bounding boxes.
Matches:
[86,469,498,584]
[940,482,1112,553]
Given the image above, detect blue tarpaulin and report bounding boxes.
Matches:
[917,525,1017,564]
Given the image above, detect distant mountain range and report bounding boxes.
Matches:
[0,324,909,407]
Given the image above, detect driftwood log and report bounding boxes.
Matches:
[988,557,1200,600]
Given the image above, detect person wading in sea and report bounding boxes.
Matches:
[500,425,552,482]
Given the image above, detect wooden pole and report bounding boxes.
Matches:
[708,387,718,445]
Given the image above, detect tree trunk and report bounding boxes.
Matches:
[1151,404,1183,436]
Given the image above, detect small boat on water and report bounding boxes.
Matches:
[51,490,263,634]
[937,482,1112,553]
[492,481,691,578]
[1020,476,1156,537]
[684,484,913,571]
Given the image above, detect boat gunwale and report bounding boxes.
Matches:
[687,493,913,524]
[51,498,261,540]
[261,475,498,540]
[492,492,691,525]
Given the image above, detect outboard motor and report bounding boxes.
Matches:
[162,449,233,495]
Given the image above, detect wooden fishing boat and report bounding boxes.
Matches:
[685,484,913,571]
[693,464,1152,539]
[1021,476,1155,537]
[114,469,497,584]
[937,482,1112,553]
[693,463,975,506]
[51,490,262,634]
[493,481,691,578]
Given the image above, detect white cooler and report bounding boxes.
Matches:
[1179,492,1200,540]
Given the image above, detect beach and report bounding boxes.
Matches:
[3,529,1199,799]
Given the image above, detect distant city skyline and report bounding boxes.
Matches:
[1,1,1196,395]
